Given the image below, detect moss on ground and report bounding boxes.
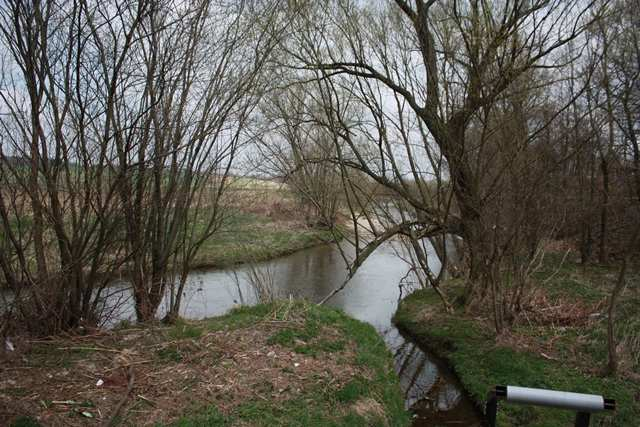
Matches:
[4,302,409,427]
[393,256,639,427]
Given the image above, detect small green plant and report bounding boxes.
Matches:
[266,321,320,347]
[335,377,369,403]
[169,406,228,427]
[168,322,203,340]
[267,328,300,346]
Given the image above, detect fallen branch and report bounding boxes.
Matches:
[136,394,156,406]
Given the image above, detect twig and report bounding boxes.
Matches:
[136,394,156,406]
[51,400,84,405]
[57,346,121,353]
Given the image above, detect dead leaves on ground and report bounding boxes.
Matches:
[517,288,606,328]
[0,314,362,426]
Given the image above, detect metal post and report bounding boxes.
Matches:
[485,391,498,427]
[486,385,506,427]
[575,412,591,427]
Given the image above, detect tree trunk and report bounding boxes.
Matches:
[604,257,627,375]
[598,156,609,264]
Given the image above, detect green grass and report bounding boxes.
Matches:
[167,320,204,340]
[156,345,184,362]
[202,303,275,331]
[171,302,410,427]
[170,406,229,427]
[393,260,640,426]
[266,318,347,357]
[192,211,334,269]
[10,417,41,427]
[335,376,370,403]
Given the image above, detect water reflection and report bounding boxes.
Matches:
[382,326,482,426]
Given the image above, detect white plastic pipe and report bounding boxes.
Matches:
[505,386,606,413]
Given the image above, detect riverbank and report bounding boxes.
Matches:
[191,182,337,269]
[393,252,639,426]
[191,210,334,270]
[1,301,410,427]
[0,183,336,293]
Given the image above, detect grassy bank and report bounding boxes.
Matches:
[2,301,410,427]
[393,253,639,426]
[192,210,334,269]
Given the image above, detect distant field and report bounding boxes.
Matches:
[0,181,335,287]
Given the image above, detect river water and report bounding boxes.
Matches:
[105,242,483,426]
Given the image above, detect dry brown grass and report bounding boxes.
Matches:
[517,288,606,328]
[351,398,387,425]
[0,315,362,426]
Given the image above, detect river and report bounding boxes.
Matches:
[104,242,483,426]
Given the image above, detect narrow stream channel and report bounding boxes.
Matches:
[106,242,484,426]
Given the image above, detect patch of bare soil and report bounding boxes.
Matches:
[0,315,361,426]
[351,398,386,425]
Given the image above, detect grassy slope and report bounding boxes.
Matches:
[393,256,639,427]
[191,211,334,269]
[170,303,410,427]
[7,303,409,427]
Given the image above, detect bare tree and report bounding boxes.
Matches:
[257,83,343,228]
[0,0,147,333]
[594,0,640,375]
[0,0,288,331]
[108,0,285,322]
[276,0,597,332]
